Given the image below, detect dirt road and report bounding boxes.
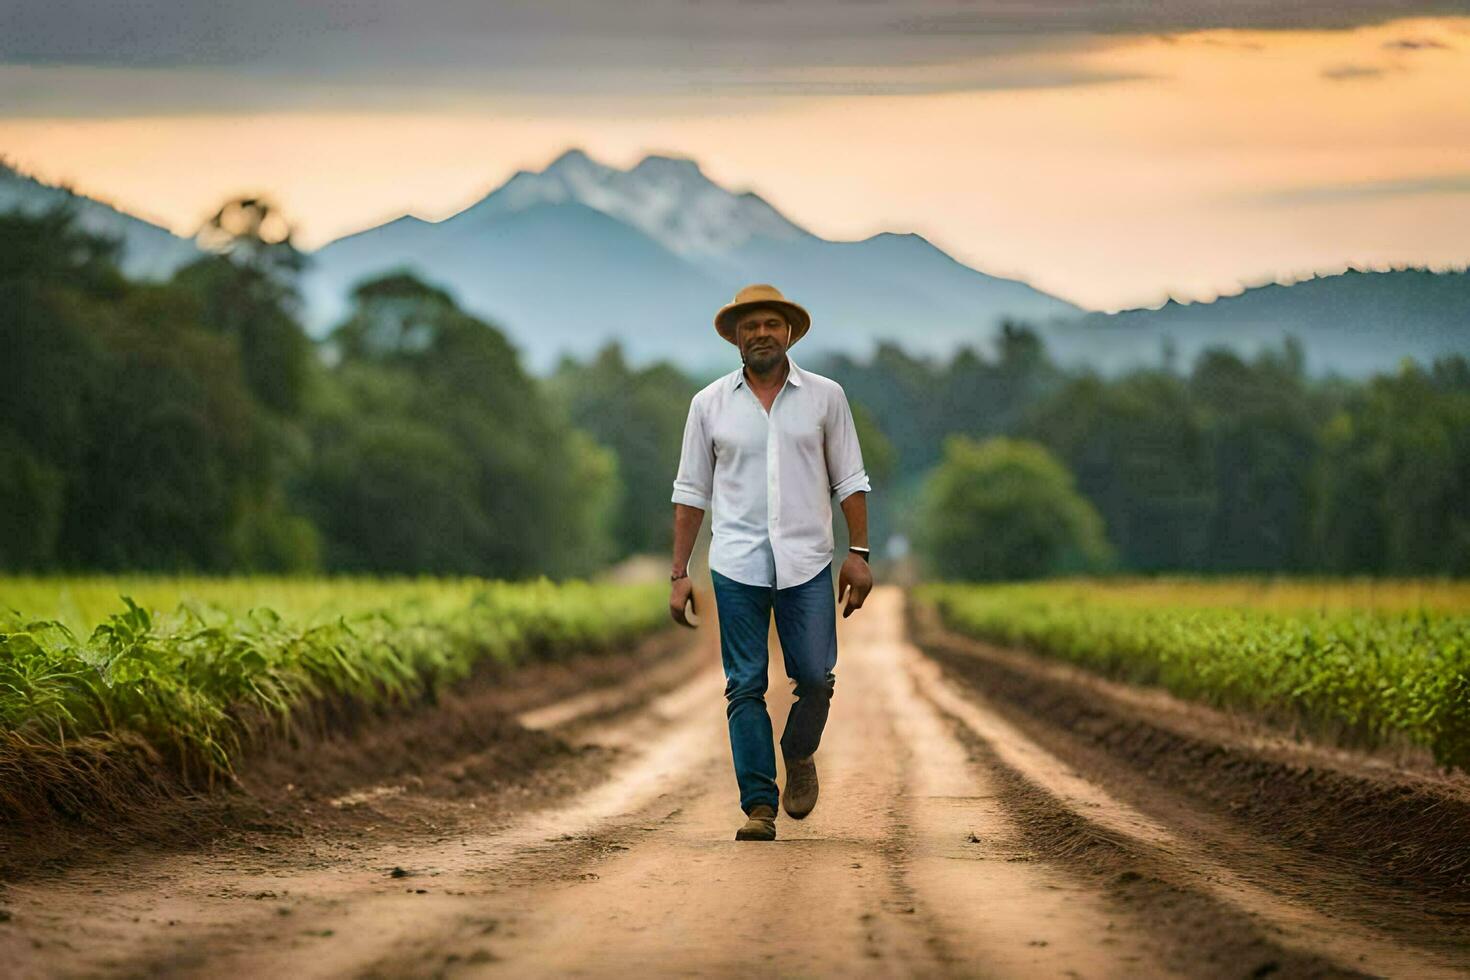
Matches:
[3,587,1467,978]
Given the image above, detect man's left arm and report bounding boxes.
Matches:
[837,490,873,617]
[825,387,873,618]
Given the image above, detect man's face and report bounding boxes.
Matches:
[735,307,790,373]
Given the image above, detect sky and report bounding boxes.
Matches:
[2,1,1468,310]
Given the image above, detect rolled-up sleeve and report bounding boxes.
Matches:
[825,386,871,502]
[671,396,714,510]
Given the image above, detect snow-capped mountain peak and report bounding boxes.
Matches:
[457,147,811,263]
[628,153,707,182]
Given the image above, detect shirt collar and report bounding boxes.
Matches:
[731,356,803,392]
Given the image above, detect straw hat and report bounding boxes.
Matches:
[714,284,811,347]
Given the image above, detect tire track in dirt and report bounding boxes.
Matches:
[868,590,1181,977]
[351,588,1202,977]
[367,608,948,977]
[166,670,731,978]
[0,636,724,979]
[901,632,1468,978]
[909,606,1470,904]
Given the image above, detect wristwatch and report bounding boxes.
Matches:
[670,570,689,582]
[849,546,870,563]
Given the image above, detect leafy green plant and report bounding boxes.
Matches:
[0,576,667,787]
[916,579,1470,769]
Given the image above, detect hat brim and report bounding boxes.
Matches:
[715,300,811,347]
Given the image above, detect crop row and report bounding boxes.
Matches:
[0,576,668,787]
[915,580,1470,769]
[0,575,559,636]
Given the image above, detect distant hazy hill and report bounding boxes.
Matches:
[0,161,201,280]
[301,149,1081,375]
[1043,269,1469,377]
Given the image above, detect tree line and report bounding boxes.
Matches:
[818,328,1469,577]
[1,202,612,577]
[2,200,1465,578]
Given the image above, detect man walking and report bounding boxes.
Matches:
[668,283,873,842]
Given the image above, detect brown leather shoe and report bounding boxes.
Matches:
[782,754,819,819]
[735,804,777,841]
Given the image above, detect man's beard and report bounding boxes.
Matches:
[743,343,782,372]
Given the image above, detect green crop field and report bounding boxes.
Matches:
[0,575,668,801]
[915,579,1470,768]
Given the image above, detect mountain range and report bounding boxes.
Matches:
[1043,268,1469,378]
[299,149,1079,375]
[3,153,1464,377]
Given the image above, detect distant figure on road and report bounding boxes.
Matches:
[669,283,874,842]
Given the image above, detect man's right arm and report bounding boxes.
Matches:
[670,397,713,626]
[671,503,704,581]
[668,503,703,627]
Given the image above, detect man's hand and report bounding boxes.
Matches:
[670,576,698,628]
[837,553,873,618]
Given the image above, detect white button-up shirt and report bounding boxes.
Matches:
[671,356,871,589]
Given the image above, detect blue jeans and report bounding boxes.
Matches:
[711,562,838,815]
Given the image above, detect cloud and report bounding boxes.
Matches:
[7,1,1470,70]
[684,66,1155,98]
[0,58,1155,120]
[1194,36,1267,50]
[1243,173,1470,203]
[883,1,1470,36]
[1320,62,1390,79]
[3,0,1466,116]
[1382,36,1453,48]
